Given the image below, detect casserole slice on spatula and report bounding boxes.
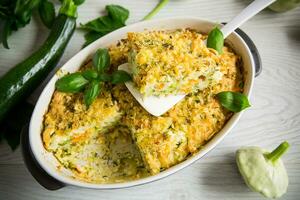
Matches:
[119,30,223,116]
[120,0,276,116]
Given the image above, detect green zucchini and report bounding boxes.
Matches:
[0,13,76,122]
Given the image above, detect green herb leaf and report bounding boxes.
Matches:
[55,72,89,93]
[216,91,250,112]
[1,19,11,49]
[38,0,55,29]
[111,70,132,84]
[14,0,40,25]
[92,48,110,73]
[83,31,104,47]
[82,69,98,80]
[106,4,129,25]
[143,0,169,20]
[73,0,85,5]
[98,73,112,82]
[80,15,123,33]
[207,26,224,54]
[0,0,41,48]
[83,80,101,107]
[80,4,129,46]
[14,0,39,20]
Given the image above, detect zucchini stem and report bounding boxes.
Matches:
[59,0,78,18]
[143,0,169,20]
[265,141,290,163]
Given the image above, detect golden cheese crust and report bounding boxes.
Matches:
[42,84,147,183]
[110,32,243,174]
[42,29,243,181]
[127,30,223,96]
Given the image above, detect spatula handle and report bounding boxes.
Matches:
[221,0,276,38]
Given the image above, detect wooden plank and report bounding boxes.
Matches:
[0,162,299,200]
[0,0,299,199]
[0,144,23,165]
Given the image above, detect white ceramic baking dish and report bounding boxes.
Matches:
[29,17,260,189]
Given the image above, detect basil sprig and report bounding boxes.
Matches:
[80,3,168,47]
[55,48,131,107]
[207,26,224,54]
[80,5,129,47]
[93,48,110,73]
[0,0,81,49]
[82,69,98,80]
[55,72,88,93]
[0,0,40,49]
[111,70,132,84]
[83,80,101,107]
[216,91,250,112]
[38,0,55,28]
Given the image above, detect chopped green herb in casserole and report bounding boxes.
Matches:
[127,30,223,96]
[42,29,243,182]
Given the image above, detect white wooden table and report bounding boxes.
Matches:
[0,0,299,199]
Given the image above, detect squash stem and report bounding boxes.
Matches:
[59,0,78,18]
[265,141,290,163]
[143,0,169,20]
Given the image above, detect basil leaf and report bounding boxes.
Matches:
[207,27,224,54]
[111,70,132,84]
[83,31,104,47]
[216,91,250,112]
[84,80,101,107]
[38,0,55,29]
[82,69,98,80]
[80,15,123,33]
[1,19,11,49]
[80,4,129,46]
[0,0,40,48]
[98,73,112,82]
[55,72,89,93]
[73,0,85,5]
[106,4,129,25]
[92,48,110,73]
[14,0,40,25]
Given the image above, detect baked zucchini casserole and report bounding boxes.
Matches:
[128,30,223,96]
[42,29,243,183]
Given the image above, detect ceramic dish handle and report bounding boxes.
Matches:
[234,28,262,77]
[21,124,65,190]
[222,22,262,77]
